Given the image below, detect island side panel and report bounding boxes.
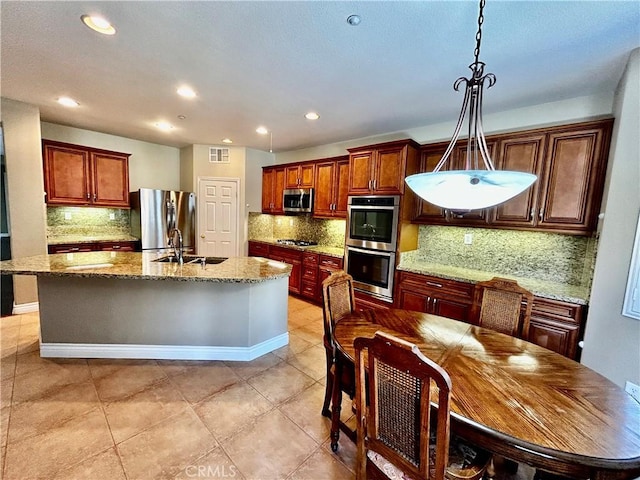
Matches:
[37,276,288,350]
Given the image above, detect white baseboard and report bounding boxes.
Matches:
[40,333,289,361]
[12,302,39,315]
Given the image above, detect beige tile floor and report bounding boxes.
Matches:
[0,296,533,480]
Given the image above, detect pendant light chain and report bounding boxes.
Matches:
[474,0,485,66]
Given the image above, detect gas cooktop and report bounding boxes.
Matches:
[276,239,318,247]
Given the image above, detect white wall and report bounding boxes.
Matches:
[1,98,48,307]
[275,92,614,164]
[581,48,640,387]
[40,123,181,192]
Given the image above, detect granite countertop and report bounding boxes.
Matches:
[397,260,590,305]
[0,252,292,284]
[250,239,345,259]
[48,235,140,245]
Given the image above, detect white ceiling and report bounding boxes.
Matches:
[2,1,639,153]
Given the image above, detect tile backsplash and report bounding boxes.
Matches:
[401,225,597,286]
[47,206,131,238]
[248,213,346,248]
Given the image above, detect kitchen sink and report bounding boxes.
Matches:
[153,255,227,265]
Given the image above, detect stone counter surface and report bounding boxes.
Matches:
[0,252,292,283]
[397,260,589,305]
[47,235,140,245]
[250,239,345,259]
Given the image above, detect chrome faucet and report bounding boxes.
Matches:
[168,228,184,264]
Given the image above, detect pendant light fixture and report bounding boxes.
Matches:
[405,0,536,211]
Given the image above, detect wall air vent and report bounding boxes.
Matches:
[209,147,230,163]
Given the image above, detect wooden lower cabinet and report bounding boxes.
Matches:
[528,297,583,360]
[394,270,584,359]
[317,255,344,302]
[301,252,319,301]
[48,240,138,254]
[354,290,391,311]
[395,271,474,322]
[248,241,270,257]
[269,246,302,295]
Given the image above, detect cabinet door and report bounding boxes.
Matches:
[273,168,286,213]
[313,161,336,217]
[91,152,130,207]
[334,158,350,217]
[248,241,269,257]
[349,151,374,194]
[538,125,610,233]
[431,295,472,322]
[285,166,298,188]
[373,145,405,194]
[48,243,95,254]
[527,317,580,359]
[397,288,430,312]
[492,135,545,227]
[412,147,448,223]
[299,164,315,188]
[43,142,91,205]
[261,169,275,212]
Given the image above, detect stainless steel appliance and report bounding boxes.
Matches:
[283,188,314,213]
[346,195,400,252]
[130,188,196,252]
[345,246,396,300]
[345,195,401,302]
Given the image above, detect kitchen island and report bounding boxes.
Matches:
[0,252,292,361]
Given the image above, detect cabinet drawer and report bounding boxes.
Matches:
[319,255,343,270]
[98,241,136,252]
[398,271,474,298]
[532,297,583,324]
[248,241,270,257]
[303,252,319,266]
[301,281,317,299]
[48,243,95,254]
[302,266,317,280]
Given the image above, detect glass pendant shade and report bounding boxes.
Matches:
[405,0,536,211]
[405,170,537,211]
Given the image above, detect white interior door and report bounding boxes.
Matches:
[197,178,239,257]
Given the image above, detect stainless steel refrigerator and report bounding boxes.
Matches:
[130,188,196,252]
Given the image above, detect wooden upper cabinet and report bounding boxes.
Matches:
[491,134,546,227]
[410,119,613,235]
[313,156,349,218]
[348,140,419,195]
[413,146,448,222]
[285,163,315,189]
[262,166,285,213]
[537,123,612,233]
[91,152,130,207]
[43,140,130,207]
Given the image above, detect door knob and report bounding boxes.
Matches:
[200,234,205,238]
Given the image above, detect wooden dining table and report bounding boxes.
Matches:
[332,308,640,480]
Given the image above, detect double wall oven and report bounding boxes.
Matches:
[344,195,400,302]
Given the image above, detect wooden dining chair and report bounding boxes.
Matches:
[321,270,357,450]
[470,277,534,338]
[354,331,491,480]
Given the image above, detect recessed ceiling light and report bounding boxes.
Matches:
[305,112,320,120]
[177,86,196,98]
[81,15,116,35]
[256,126,269,135]
[347,15,361,26]
[222,138,233,144]
[177,114,186,120]
[57,97,79,107]
[155,121,174,132]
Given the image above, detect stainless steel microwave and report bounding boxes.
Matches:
[283,188,314,213]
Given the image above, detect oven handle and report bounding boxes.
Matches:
[347,205,397,211]
[346,246,395,258]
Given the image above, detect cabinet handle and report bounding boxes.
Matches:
[86,193,90,200]
[539,208,544,220]
[93,194,97,201]
[112,245,120,249]
[71,247,80,252]
[433,298,438,308]
[530,207,536,220]
[373,180,377,190]
[426,281,443,288]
